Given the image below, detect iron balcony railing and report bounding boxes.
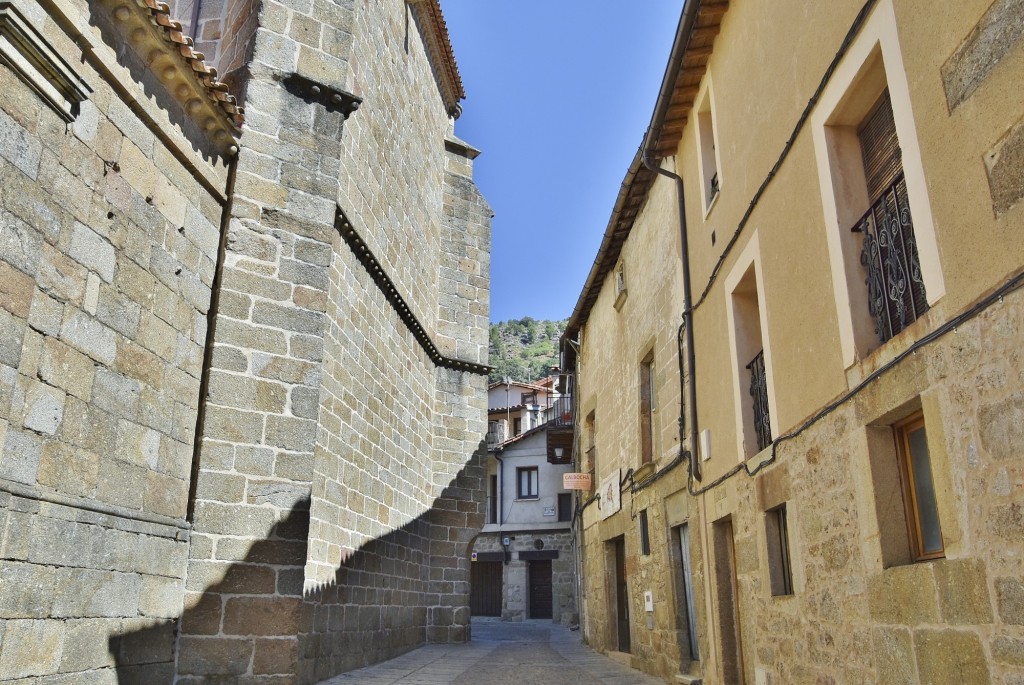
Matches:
[485,422,507,449]
[852,172,928,343]
[547,395,574,429]
[746,350,772,453]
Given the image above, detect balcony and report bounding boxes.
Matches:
[547,395,574,429]
[485,421,508,450]
[852,172,928,344]
[746,350,772,453]
[546,395,574,464]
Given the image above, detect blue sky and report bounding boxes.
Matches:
[442,2,683,324]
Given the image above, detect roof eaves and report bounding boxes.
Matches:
[131,0,244,131]
[563,0,725,339]
[407,0,466,117]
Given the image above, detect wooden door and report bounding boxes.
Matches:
[615,537,631,652]
[528,560,553,619]
[714,518,745,684]
[470,561,502,617]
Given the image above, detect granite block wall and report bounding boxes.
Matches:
[0,0,490,682]
[0,0,229,679]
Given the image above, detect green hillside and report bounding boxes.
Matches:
[488,317,567,384]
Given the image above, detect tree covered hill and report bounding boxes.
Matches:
[488,317,567,384]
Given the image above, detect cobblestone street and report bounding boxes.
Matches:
[321,619,666,685]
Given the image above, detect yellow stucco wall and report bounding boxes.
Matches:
[574,0,1024,682]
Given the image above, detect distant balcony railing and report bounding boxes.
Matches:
[852,172,928,344]
[547,395,574,429]
[485,422,507,449]
[746,350,772,453]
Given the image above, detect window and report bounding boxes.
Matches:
[517,466,538,499]
[811,2,944,368]
[639,509,651,556]
[695,80,722,212]
[614,262,628,310]
[867,406,946,567]
[852,90,928,344]
[558,493,572,522]
[639,352,655,464]
[488,474,498,524]
[513,417,522,436]
[585,410,596,486]
[765,504,794,596]
[725,236,775,460]
[677,524,699,660]
[894,412,943,561]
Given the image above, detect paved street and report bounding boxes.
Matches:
[321,619,666,685]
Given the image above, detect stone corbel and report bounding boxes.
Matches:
[282,72,361,119]
[0,0,92,121]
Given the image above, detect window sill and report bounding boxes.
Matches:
[742,442,775,471]
[614,288,628,311]
[844,307,935,385]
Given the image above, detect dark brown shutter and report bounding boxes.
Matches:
[858,90,902,201]
[639,357,653,464]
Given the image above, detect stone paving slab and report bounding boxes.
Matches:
[320,619,666,685]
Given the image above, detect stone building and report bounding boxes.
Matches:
[0,0,489,682]
[472,378,577,623]
[563,0,1024,683]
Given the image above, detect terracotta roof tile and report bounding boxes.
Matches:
[132,0,244,129]
[408,0,465,116]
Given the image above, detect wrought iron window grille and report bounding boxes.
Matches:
[746,350,772,452]
[851,172,928,344]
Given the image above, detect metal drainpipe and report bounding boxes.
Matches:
[563,337,586,632]
[188,152,240,520]
[641,153,700,482]
[638,0,702,481]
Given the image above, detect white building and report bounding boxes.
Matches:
[471,377,578,623]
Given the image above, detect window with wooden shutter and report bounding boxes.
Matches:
[853,88,927,343]
[639,353,654,464]
[858,90,902,201]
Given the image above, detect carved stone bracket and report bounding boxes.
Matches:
[282,73,361,119]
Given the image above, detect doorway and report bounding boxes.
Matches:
[470,561,502,617]
[528,560,553,619]
[611,536,630,653]
[713,517,744,684]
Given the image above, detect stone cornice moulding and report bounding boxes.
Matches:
[406,0,464,118]
[0,0,91,121]
[336,207,490,377]
[21,0,231,199]
[96,0,243,155]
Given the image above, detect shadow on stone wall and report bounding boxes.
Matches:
[109,443,487,684]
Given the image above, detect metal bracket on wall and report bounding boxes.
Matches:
[282,73,361,119]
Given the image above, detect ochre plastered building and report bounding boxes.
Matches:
[563,0,1024,683]
[0,0,490,681]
